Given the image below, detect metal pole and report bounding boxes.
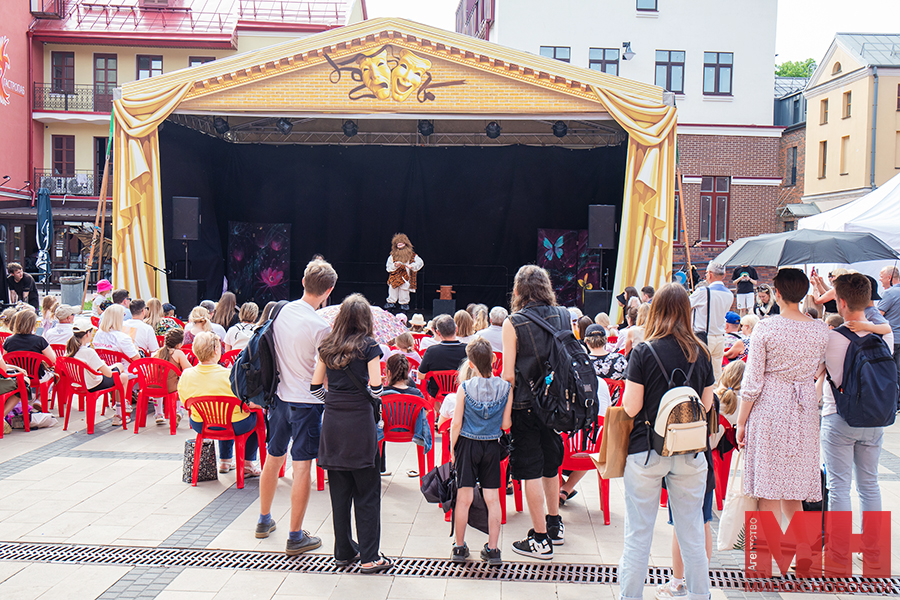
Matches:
[81,155,109,309]
[677,166,695,291]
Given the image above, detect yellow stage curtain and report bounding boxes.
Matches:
[590,86,677,316]
[112,83,192,302]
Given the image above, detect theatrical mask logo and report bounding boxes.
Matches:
[326,45,464,103]
[0,37,11,106]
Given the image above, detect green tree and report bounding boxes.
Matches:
[775,58,816,77]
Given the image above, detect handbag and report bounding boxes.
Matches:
[590,405,633,479]
[182,439,218,483]
[716,450,758,551]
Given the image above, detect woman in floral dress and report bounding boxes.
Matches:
[737,268,828,560]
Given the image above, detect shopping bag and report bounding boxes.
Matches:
[716,450,758,551]
[590,406,633,479]
[182,439,218,483]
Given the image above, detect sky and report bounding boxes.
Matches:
[364,0,900,65]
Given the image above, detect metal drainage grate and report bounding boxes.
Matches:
[1,542,898,593]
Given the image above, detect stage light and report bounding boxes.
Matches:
[342,120,358,137]
[485,121,501,139]
[552,121,568,138]
[276,118,293,135]
[417,120,434,137]
[214,117,229,135]
[622,42,635,61]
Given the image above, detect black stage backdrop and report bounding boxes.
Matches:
[159,122,626,310]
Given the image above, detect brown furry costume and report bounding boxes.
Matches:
[388,233,418,290]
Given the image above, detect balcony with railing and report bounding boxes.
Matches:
[34,170,111,197]
[33,84,113,114]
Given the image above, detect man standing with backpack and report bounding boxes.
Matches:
[820,273,897,571]
[255,260,337,556]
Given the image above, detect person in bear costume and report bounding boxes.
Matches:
[385,233,423,311]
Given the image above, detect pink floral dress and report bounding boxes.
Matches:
[742,315,829,501]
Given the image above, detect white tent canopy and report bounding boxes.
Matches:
[799,172,900,252]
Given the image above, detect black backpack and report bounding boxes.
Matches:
[521,309,599,433]
[230,300,288,410]
[826,327,898,428]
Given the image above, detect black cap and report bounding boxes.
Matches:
[585,324,606,337]
[866,275,881,301]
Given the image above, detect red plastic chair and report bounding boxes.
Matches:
[182,346,199,366]
[491,352,503,376]
[380,393,435,488]
[0,370,30,437]
[3,351,55,414]
[559,415,611,525]
[605,378,625,408]
[50,344,67,358]
[185,395,267,489]
[90,316,100,328]
[220,349,241,367]
[126,358,182,435]
[173,318,185,327]
[417,370,458,411]
[411,333,427,353]
[95,348,134,367]
[58,357,127,434]
[156,335,166,348]
[405,354,421,370]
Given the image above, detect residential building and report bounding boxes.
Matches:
[774,76,815,231]
[455,0,784,276]
[2,0,353,278]
[802,33,900,211]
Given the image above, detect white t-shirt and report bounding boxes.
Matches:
[75,345,107,390]
[273,299,331,404]
[211,323,227,340]
[92,330,139,367]
[224,322,255,351]
[690,282,735,337]
[476,325,504,352]
[124,318,159,355]
[90,293,110,317]
[44,322,74,345]
[420,337,439,351]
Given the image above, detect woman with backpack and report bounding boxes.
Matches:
[619,282,714,600]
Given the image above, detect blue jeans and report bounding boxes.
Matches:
[820,412,883,513]
[619,450,710,600]
[190,413,258,461]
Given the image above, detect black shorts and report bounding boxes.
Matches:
[509,407,564,480]
[454,436,502,489]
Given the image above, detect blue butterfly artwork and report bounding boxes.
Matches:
[543,235,564,262]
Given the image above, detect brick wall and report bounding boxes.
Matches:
[777,124,806,226]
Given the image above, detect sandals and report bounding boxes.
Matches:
[359,554,393,574]
[558,489,577,506]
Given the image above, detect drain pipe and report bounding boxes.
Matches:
[870,66,879,189]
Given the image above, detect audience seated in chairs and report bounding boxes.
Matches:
[93,305,140,370]
[146,298,180,336]
[43,304,76,345]
[177,331,261,477]
[223,302,258,353]
[3,309,56,386]
[67,323,127,426]
[151,328,193,426]
[125,299,160,357]
[417,315,467,400]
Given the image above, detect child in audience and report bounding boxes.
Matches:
[825,314,844,329]
[153,328,193,426]
[449,337,513,565]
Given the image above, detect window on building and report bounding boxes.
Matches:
[792,96,801,123]
[51,52,75,93]
[589,48,619,75]
[818,140,827,178]
[52,135,75,176]
[699,176,730,243]
[843,91,851,118]
[655,50,685,93]
[820,98,828,124]
[636,0,657,10]
[189,57,215,67]
[832,62,842,75]
[137,55,163,80]
[790,146,798,186]
[539,46,570,63]
[702,52,732,95]
[840,136,850,174]
[784,220,796,232]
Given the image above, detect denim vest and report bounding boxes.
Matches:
[459,377,510,441]
[508,304,570,410]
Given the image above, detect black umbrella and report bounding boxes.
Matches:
[713,229,899,267]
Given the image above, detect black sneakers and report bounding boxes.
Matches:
[451,543,470,563]
[511,529,553,560]
[481,544,502,565]
[546,514,564,545]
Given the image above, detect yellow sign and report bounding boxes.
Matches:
[324,44,465,103]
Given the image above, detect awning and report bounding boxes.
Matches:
[779,203,821,218]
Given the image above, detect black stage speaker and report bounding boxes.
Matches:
[588,205,617,249]
[172,196,200,241]
[433,299,456,317]
[168,279,205,319]
[583,290,613,319]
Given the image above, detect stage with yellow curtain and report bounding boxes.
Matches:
[111,17,676,308]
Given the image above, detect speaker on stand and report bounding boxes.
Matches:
[588,205,617,298]
[172,196,200,279]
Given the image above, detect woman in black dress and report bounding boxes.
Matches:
[310,294,392,574]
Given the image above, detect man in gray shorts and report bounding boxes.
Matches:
[255,260,337,556]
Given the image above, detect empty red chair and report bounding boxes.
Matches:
[219,349,241,367]
[380,393,434,488]
[126,358,182,435]
[58,357,127,434]
[0,370,30,437]
[417,370,459,411]
[559,415,611,525]
[3,351,55,414]
[185,395,267,489]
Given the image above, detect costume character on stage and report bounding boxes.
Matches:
[385,233,423,311]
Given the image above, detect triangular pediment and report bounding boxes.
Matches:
[807,39,867,90]
[124,17,662,116]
